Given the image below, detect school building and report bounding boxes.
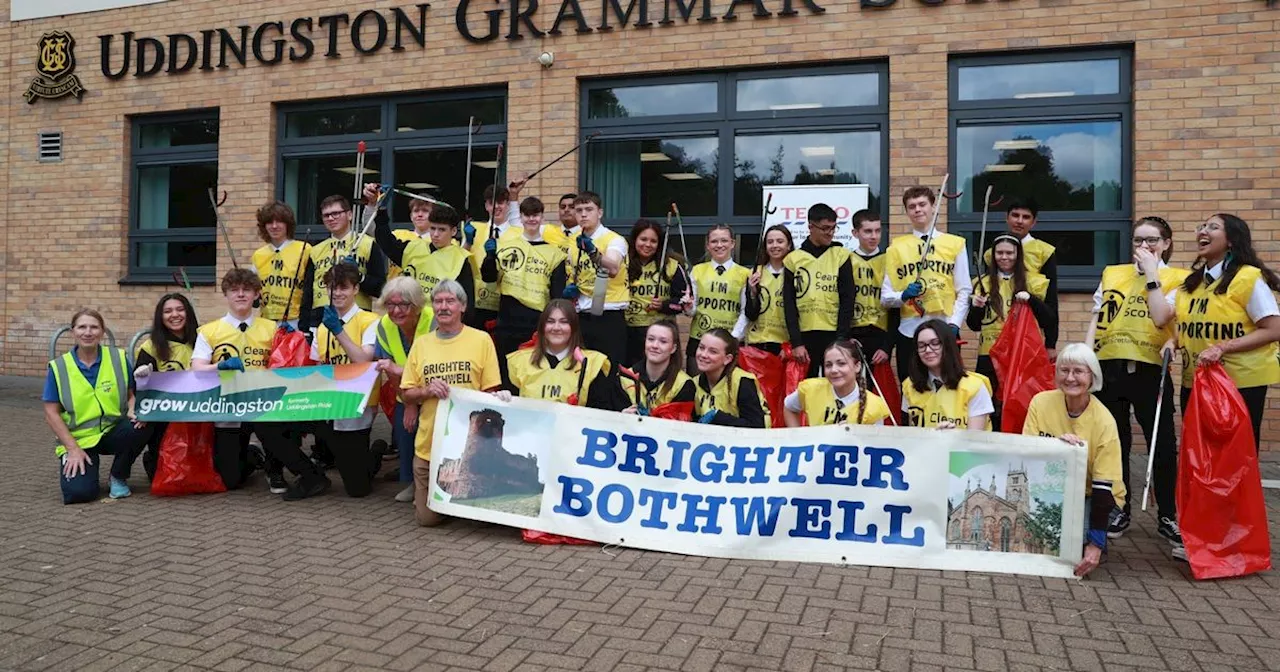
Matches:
[2,0,1278,443]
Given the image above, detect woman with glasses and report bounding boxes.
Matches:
[373,277,433,503]
[1084,217,1186,550]
[901,319,993,430]
[1147,214,1280,451]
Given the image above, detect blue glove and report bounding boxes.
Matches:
[322,305,344,333]
[341,254,358,266]
[281,322,296,334]
[577,235,598,256]
[463,221,477,246]
[636,405,650,417]
[217,357,244,372]
[901,281,923,300]
[563,283,580,300]
[697,409,717,424]
[483,238,498,255]
[950,324,961,339]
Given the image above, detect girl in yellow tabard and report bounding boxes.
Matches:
[743,224,793,356]
[625,220,689,366]
[687,225,749,372]
[901,319,993,430]
[620,320,696,414]
[251,201,310,330]
[965,235,1052,430]
[1085,216,1186,544]
[505,300,625,410]
[132,293,199,480]
[1148,213,1280,452]
[783,339,892,427]
[692,329,769,428]
[372,277,433,503]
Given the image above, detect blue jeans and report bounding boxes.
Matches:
[58,421,155,504]
[392,403,417,483]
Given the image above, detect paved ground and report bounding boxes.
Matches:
[4,375,1280,672]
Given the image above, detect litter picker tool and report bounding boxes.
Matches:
[515,132,602,188]
[351,141,368,236]
[654,210,674,302]
[488,142,505,242]
[208,189,238,269]
[974,185,1004,280]
[279,216,317,324]
[851,339,897,427]
[171,268,192,292]
[459,117,481,241]
[668,202,694,313]
[392,189,453,210]
[753,191,777,273]
[352,184,389,252]
[1141,348,1173,512]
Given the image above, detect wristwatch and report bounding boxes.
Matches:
[1145,279,1161,291]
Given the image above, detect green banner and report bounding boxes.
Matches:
[135,364,380,422]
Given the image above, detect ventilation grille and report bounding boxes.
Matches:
[38,131,62,162]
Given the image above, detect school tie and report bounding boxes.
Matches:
[931,379,943,392]
[238,322,249,333]
[716,265,726,275]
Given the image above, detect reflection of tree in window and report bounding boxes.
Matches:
[734,141,879,215]
[971,135,1121,212]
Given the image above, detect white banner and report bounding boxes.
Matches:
[762,184,871,248]
[430,389,1087,579]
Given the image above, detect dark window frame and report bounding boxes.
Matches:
[276,87,507,238]
[123,109,220,286]
[948,47,1134,292]
[580,63,890,259]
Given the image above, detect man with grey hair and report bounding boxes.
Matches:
[399,280,504,526]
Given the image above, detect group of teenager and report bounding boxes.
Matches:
[45,179,1280,578]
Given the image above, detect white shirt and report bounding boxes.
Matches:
[1163,260,1280,323]
[736,263,782,341]
[902,373,995,421]
[784,384,885,426]
[192,313,257,362]
[574,225,630,313]
[308,305,378,363]
[881,229,973,337]
[1091,261,1167,313]
[855,246,881,258]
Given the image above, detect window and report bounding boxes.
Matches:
[949,49,1132,290]
[581,66,888,262]
[277,90,506,235]
[125,111,220,284]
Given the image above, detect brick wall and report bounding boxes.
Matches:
[5,0,1278,446]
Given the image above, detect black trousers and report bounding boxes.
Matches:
[975,355,1002,432]
[581,310,627,368]
[799,331,839,378]
[470,308,499,332]
[895,331,916,383]
[745,342,783,356]
[626,325,650,369]
[213,424,290,490]
[495,327,531,390]
[1097,360,1178,518]
[1180,383,1267,454]
[315,424,378,497]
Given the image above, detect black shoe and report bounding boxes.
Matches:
[1106,508,1130,539]
[247,443,267,471]
[1157,516,1183,545]
[282,474,331,501]
[371,439,393,461]
[267,473,288,495]
[311,456,336,471]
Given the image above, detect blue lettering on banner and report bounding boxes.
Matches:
[578,428,617,468]
[731,496,787,535]
[776,445,813,483]
[638,488,678,529]
[790,498,832,538]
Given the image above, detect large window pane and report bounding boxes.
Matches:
[586,82,717,119]
[586,137,717,220]
[135,240,216,270]
[285,106,381,138]
[392,146,500,222]
[957,59,1120,101]
[736,73,879,111]
[138,118,219,148]
[955,121,1122,213]
[397,97,504,132]
[137,162,218,230]
[283,152,382,227]
[733,131,881,216]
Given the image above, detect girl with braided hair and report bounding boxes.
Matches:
[783,339,892,427]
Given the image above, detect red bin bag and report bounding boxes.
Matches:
[738,346,786,424]
[989,303,1055,433]
[268,328,312,369]
[150,423,227,497]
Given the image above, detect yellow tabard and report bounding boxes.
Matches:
[973,272,1049,355]
[1094,265,1188,365]
[627,258,681,328]
[783,246,851,333]
[400,240,471,303]
[137,338,194,372]
[1175,265,1280,388]
[387,229,425,279]
[197,318,276,370]
[506,349,610,405]
[886,233,965,317]
[310,234,376,310]
[983,237,1056,274]
[745,267,788,345]
[850,251,889,331]
[690,262,749,339]
[694,367,771,428]
[496,235,568,312]
[252,241,310,321]
[795,378,892,426]
[569,228,631,306]
[901,372,991,429]
[621,369,694,409]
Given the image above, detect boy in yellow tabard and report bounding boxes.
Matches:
[250,201,310,330]
[847,209,897,369]
[302,194,387,333]
[783,203,855,378]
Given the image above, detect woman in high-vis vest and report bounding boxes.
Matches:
[1023,344,1129,575]
[1085,216,1186,545]
[251,201,310,329]
[373,276,433,503]
[506,300,625,410]
[687,225,749,372]
[1148,213,1280,451]
[43,309,154,504]
[132,292,199,480]
[783,339,892,427]
[965,235,1052,430]
[743,224,793,356]
[902,319,993,430]
[620,320,696,414]
[625,220,688,366]
[692,329,769,428]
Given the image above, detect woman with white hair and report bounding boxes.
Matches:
[1023,343,1134,576]
[374,276,433,503]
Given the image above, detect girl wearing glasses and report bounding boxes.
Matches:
[966,235,1052,431]
[783,340,891,427]
[687,225,749,372]
[1147,214,1280,452]
[901,319,993,430]
[1083,217,1186,547]
[373,277,434,503]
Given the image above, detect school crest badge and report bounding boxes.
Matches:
[24,31,86,104]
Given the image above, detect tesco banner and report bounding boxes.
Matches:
[762,184,872,248]
[429,389,1088,579]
